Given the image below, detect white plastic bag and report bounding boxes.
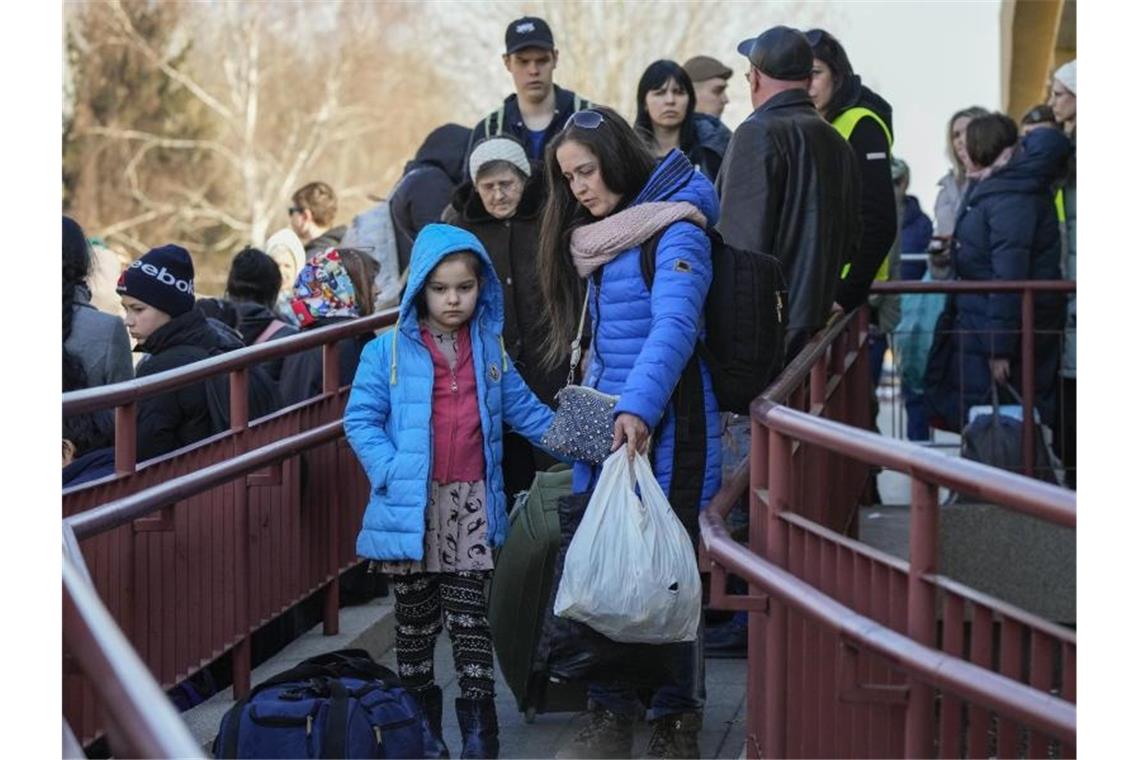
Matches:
[553,449,701,644]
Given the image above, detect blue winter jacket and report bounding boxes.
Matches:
[573,150,722,514]
[345,224,555,561]
[927,127,1070,428]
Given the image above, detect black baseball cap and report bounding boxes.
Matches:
[736,25,814,81]
[505,17,554,54]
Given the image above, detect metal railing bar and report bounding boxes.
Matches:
[871,280,1075,294]
[925,574,1078,645]
[751,402,1075,527]
[63,554,205,758]
[779,510,910,573]
[66,420,343,541]
[763,311,860,404]
[62,307,398,416]
[63,719,85,760]
[700,510,1076,743]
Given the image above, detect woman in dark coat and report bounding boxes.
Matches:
[443,135,565,496]
[926,115,1071,431]
[634,59,727,181]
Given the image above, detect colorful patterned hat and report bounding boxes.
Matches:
[290,248,358,327]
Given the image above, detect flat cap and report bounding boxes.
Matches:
[737,25,813,81]
[683,55,733,83]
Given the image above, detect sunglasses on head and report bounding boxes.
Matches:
[563,110,605,132]
[287,206,305,216]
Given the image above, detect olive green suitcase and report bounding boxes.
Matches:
[488,464,588,721]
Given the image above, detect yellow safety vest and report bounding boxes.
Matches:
[831,107,894,282]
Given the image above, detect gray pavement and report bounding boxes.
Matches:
[184,596,747,758]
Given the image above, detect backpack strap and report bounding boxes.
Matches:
[254,319,288,344]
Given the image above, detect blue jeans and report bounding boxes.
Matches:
[587,619,705,721]
[902,381,931,441]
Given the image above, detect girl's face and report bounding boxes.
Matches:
[269,245,297,292]
[423,255,480,333]
[555,139,622,218]
[121,295,171,342]
[645,77,688,130]
[808,59,835,112]
[951,116,974,169]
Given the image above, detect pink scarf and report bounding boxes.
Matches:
[569,201,707,277]
[966,145,1016,182]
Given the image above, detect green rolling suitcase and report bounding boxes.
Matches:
[488,464,588,721]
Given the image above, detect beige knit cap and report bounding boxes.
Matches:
[468,137,531,181]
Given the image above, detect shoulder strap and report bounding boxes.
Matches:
[254,319,288,344]
[573,93,582,113]
[832,106,893,147]
[567,288,590,384]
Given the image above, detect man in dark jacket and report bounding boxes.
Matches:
[465,16,593,177]
[118,244,280,461]
[390,123,472,273]
[685,55,735,182]
[806,29,898,314]
[290,181,346,258]
[716,25,861,358]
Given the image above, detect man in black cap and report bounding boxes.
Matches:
[464,16,593,176]
[715,25,861,359]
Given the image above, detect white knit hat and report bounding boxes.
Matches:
[1054,60,1076,95]
[468,137,531,181]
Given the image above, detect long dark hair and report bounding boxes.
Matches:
[634,60,698,155]
[805,28,855,122]
[63,216,91,346]
[537,106,657,370]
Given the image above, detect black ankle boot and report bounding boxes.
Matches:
[455,697,499,759]
[411,685,449,758]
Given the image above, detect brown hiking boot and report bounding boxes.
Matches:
[644,711,702,759]
[554,706,635,759]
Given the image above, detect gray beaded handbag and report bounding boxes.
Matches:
[540,295,617,465]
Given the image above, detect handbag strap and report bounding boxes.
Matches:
[567,288,590,385]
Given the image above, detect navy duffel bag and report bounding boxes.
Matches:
[213,648,430,759]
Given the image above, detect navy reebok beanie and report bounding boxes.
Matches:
[116,244,196,317]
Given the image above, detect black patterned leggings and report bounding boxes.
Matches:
[392,571,495,700]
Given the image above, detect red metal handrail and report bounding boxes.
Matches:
[63,534,204,758]
[62,306,399,416]
[700,284,1076,758]
[701,515,1076,743]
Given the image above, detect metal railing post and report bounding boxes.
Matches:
[231,367,252,696]
[114,403,137,475]
[763,427,791,759]
[1020,289,1037,477]
[905,478,940,757]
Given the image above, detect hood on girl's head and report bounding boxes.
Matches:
[401,223,504,330]
[290,248,359,327]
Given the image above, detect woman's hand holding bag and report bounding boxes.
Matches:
[552,449,701,644]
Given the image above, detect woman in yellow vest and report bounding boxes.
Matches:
[805,28,898,315]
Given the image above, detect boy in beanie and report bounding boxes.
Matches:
[118,244,279,460]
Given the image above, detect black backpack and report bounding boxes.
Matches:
[640,223,788,415]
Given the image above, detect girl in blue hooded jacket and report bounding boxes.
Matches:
[344,224,555,759]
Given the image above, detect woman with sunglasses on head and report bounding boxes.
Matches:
[634,59,729,181]
[539,106,721,760]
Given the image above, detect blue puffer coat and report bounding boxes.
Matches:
[345,224,555,561]
[927,127,1071,429]
[573,150,722,526]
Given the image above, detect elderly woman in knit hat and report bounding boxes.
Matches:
[442,135,563,498]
